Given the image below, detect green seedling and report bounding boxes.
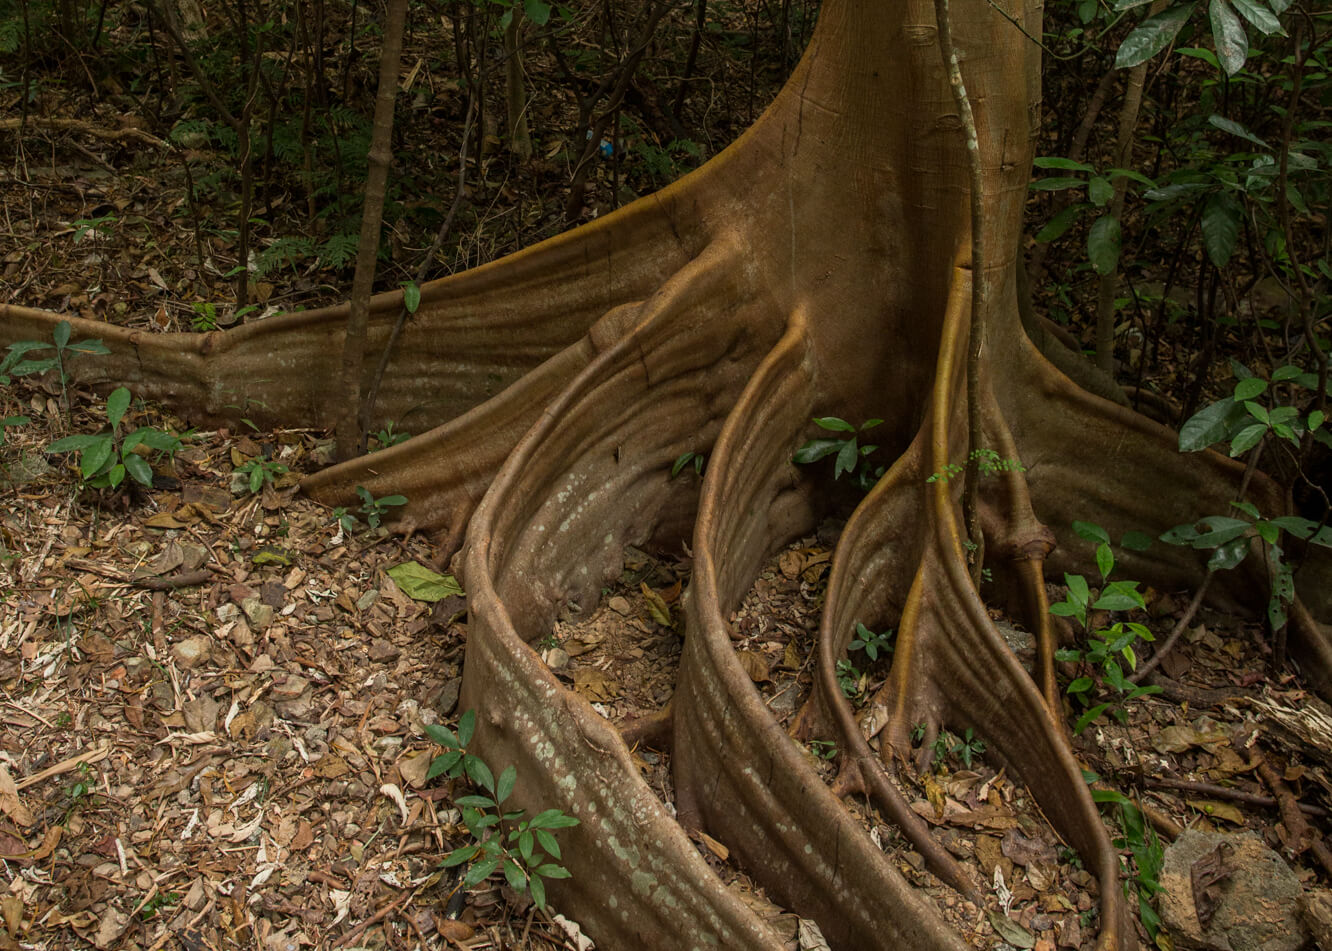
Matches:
[794,417,885,491]
[46,387,181,489]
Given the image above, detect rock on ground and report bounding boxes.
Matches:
[1158,829,1306,951]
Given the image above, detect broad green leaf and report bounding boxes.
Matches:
[124,453,153,486]
[1087,215,1121,275]
[1228,0,1284,34]
[1230,499,1260,518]
[1189,516,1251,547]
[1271,364,1303,382]
[387,561,464,602]
[1201,191,1241,266]
[1095,580,1147,612]
[496,765,517,804]
[1033,156,1095,172]
[834,437,859,480]
[528,874,547,909]
[813,416,856,433]
[1233,377,1266,401]
[1074,521,1111,544]
[1036,203,1088,242]
[1306,410,1324,431]
[464,855,501,887]
[424,721,459,746]
[1075,703,1112,734]
[47,433,107,452]
[105,463,126,489]
[1096,542,1114,581]
[106,386,131,428]
[1145,182,1208,202]
[1114,5,1193,70]
[1209,0,1249,75]
[1229,422,1266,456]
[1267,0,1290,13]
[401,281,421,314]
[1121,531,1154,551]
[503,858,527,891]
[1065,573,1090,607]
[66,339,109,355]
[535,828,561,859]
[1177,46,1221,68]
[524,0,552,25]
[1178,398,1245,451]
[1068,677,1094,694]
[1107,167,1157,188]
[53,320,71,350]
[1208,536,1249,570]
[1088,176,1114,206]
[1244,401,1268,424]
[465,756,495,793]
[138,429,182,452]
[1208,114,1269,149]
[793,439,843,464]
[81,436,114,479]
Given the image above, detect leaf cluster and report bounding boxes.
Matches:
[46,387,182,489]
[794,416,885,491]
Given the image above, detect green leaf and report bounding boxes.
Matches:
[535,863,572,879]
[496,765,517,804]
[503,857,527,891]
[1087,215,1122,275]
[1031,177,1087,192]
[1208,536,1249,570]
[1178,398,1245,451]
[65,338,110,355]
[401,281,421,314]
[813,416,856,433]
[387,561,464,602]
[442,844,480,867]
[47,433,107,452]
[1121,531,1154,552]
[106,386,131,428]
[1209,0,1249,75]
[1244,401,1268,424]
[1177,46,1221,68]
[1067,677,1095,694]
[1034,156,1095,172]
[1095,581,1147,612]
[81,437,115,478]
[1228,0,1284,34]
[1229,422,1266,456]
[1114,5,1194,69]
[1208,114,1270,149]
[1075,703,1112,734]
[525,0,552,25]
[1035,203,1088,242]
[1065,573,1090,608]
[124,453,153,486]
[833,438,859,480]
[466,756,495,793]
[1233,377,1267,401]
[792,439,843,464]
[464,855,501,887]
[535,828,561,859]
[528,873,547,909]
[53,320,71,350]
[1074,521,1111,544]
[1201,191,1242,267]
[1096,542,1115,581]
[1088,176,1114,206]
[1309,410,1325,432]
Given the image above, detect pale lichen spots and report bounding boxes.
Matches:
[630,869,656,895]
[558,773,578,793]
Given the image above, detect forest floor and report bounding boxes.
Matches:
[3,369,1332,951]
[4,7,1332,948]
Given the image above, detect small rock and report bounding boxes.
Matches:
[1056,916,1081,948]
[1302,889,1332,951]
[607,596,632,616]
[171,635,213,668]
[434,677,461,716]
[544,647,570,670]
[241,597,275,631]
[1159,830,1306,951]
[270,673,309,700]
[369,638,401,662]
[92,906,129,949]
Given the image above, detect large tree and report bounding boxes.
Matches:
[4,0,1330,948]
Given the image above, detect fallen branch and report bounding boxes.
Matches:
[1143,774,1328,818]
[15,743,111,790]
[0,116,168,149]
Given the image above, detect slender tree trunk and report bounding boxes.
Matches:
[504,6,532,162]
[335,0,408,459]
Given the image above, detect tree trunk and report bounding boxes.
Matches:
[336,0,408,459]
[4,0,1331,948]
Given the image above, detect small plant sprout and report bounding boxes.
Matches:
[234,456,287,494]
[926,448,1025,484]
[835,658,863,699]
[808,739,838,760]
[1051,522,1162,734]
[356,485,407,529]
[45,387,182,489]
[794,417,885,491]
[427,711,580,910]
[372,421,410,450]
[950,728,986,768]
[849,622,894,661]
[2,320,111,416]
[670,451,705,478]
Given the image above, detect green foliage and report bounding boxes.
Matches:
[234,456,287,494]
[1178,361,1329,458]
[1,320,111,415]
[355,485,407,529]
[428,710,580,910]
[1088,776,1165,940]
[926,448,1026,484]
[808,739,838,760]
[1051,522,1163,734]
[930,728,987,769]
[849,622,894,662]
[670,451,705,478]
[835,658,864,699]
[45,387,181,489]
[371,422,411,451]
[140,891,181,921]
[794,417,885,491]
[72,214,117,243]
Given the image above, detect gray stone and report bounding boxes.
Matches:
[1302,889,1332,951]
[1159,829,1306,951]
[171,635,213,669]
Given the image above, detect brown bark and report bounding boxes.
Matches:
[337,0,409,459]
[4,0,1332,948]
